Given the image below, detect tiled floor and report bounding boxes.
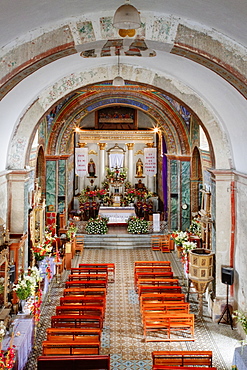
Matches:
[24,247,242,370]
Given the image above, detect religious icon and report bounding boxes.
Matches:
[88,158,96,177]
[136,158,143,177]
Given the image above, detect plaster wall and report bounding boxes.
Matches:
[0,173,8,224]
[234,173,247,312]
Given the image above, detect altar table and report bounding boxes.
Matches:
[99,206,135,224]
[2,318,34,370]
[232,345,247,369]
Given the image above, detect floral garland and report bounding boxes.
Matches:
[85,216,108,235]
[189,218,202,237]
[0,322,15,370]
[127,216,148,234]
[0,346,15,370]
[30,288,42,323]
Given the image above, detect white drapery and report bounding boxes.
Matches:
[109,153,124,169]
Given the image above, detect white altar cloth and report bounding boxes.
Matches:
[99,206,135,224]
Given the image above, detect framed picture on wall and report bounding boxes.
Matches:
[95,106,137,130]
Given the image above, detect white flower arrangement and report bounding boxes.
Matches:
[85,216,108,234]
[127,216,148,234]
[172,231,189,245]
[182,241,197,255]
[13,266,42,300]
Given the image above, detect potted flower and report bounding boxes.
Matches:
[127,216,148,234]
[66,222,78,241]
[13,267,41,312]
[172,231,189,258]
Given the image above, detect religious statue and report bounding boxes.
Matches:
[88,158,96,177]
[136,158,143,177]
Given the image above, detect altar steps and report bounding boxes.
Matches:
[83,234,151,249]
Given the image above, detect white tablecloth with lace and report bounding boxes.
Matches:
[2,318,34,370]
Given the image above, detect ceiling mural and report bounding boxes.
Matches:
[80,39,156,58]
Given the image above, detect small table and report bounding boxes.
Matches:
[2,318,34,370]
[232,345,247,369]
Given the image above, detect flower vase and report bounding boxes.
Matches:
[19,299,26,313]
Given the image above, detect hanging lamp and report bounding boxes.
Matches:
[113,0,141,30]
[112,48,125,86]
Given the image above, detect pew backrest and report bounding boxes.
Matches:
[37,355,110,370]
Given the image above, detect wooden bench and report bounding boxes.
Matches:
[51,315,103,329]
[56,305,104,318]
[152,350,213,367]
[46,328,101,342]
[135,261,171,268]
[60,296,106,309]
[65,280,107,291]
[79,263,115,282]
[42,341,100,355]
[140,293,186,306]
[68,273,108,282]
[135,266,172,275]
[134,271,174,288]
[63,288,106,297]
[37,355,110,370]
[137,278,179,292]
[71,267,108,275]
[139,285,182,297]
[141,302,190,317]
[143,313,195,342]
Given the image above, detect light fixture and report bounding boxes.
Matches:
[113,0,141,30]
[112,48,125,86]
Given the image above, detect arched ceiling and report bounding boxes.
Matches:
[0,1,246,174]
[45,84,192,156]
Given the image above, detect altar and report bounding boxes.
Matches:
[98,206,135,224]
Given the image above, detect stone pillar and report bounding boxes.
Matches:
[210,170,233,321]
[98,143,106,187]
[126,143,134,184]
[7,170,31,269]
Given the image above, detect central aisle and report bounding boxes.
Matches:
[24,247,240,370]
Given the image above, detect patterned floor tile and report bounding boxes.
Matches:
[23,247,241,370]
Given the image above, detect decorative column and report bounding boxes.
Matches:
[126,143,134,184]
[98,143,106,187]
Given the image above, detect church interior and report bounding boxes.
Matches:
[0,0,247,369]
